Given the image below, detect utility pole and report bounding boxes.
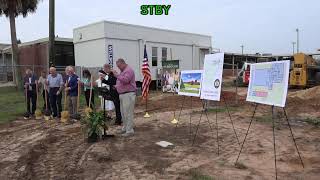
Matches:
[240,45,245,62]
[292,42,296,55]
[296,28,299,53]
[49,0,55,67]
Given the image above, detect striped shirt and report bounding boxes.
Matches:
[47,73,64,88]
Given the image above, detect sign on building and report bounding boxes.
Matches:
[107,45,113,67]
[162,60,179,69]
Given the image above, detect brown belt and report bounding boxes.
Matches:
[119,91,135,95]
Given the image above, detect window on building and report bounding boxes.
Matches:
[162,47,167,61]
[152,47,158,66]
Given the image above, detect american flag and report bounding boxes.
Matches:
[142,44,152,100]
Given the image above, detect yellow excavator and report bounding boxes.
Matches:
[289,53,320,88]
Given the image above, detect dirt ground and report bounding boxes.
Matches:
[0,90,320,180]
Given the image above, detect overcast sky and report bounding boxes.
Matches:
[0,0,319,54]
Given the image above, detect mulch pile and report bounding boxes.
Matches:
[287,86,320,113]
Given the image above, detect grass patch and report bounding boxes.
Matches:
[0,87,26,124]
[207,106,238,113]
[180,89,200,94]
[0,87,100,124]
[189,169,215,180]
[303,118,320,127]
[254,115,272,123]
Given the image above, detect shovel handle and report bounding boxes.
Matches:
[44,84,48,111]
[64,80,68,111]
[88,75,93,109]
[77,79,80,112]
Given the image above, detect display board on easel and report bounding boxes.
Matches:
[175,53,240,152]
[237,60,304,180]
[246,60,290,107]
[200,53,224,101]
[178,70,203,97]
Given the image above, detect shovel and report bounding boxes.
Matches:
[23,87,30,119]
[74,80,81,120]
[35,83,43,120]
[85,76,94,116]
[61,80,70,123]
[44,84,51,121]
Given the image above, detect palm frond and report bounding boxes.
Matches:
[0,0,41,17]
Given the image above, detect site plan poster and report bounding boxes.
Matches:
[200,53,224,101]
[178,70,203,97]
[246,60,290,107]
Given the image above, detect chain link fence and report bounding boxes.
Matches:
[0,65,104,85]
[0,64,239,105]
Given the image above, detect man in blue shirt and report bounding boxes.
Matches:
[23,69,38,115]
[47,67,64,118]
[65,66,79,118]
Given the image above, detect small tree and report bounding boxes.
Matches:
[0,0,41,89]
[180,80,185,89]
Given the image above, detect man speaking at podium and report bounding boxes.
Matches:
[99,64,122,125]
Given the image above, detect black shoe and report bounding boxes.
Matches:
[114,121,122,126]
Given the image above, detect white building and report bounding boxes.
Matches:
[73,20,212,81]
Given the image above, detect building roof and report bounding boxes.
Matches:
[74,20,212,38]
[0,44,10,52]
[73,20,212,47]
[223,52,320,58]
[2,37,72,53]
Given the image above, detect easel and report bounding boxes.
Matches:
[235,104,304,180]
[191,95,241,155]
[172,96,195,138]
[172,94,240,156]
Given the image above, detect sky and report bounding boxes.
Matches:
[182,72,202,82]
[0,0,319,54]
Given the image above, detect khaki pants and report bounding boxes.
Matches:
[68,96,78,116]
[119,92,136,134]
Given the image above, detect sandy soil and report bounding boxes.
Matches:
[0,92,319,180]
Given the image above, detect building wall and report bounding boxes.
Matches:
[75,39,209,81]
[74,38,106,68]
[73,21,212,81]
[73,22,105,44]
[103,21,211,47]
[18,43,48,78]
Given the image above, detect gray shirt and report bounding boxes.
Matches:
[47,73,64,88]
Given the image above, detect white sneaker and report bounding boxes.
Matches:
[121,132,134,137]
[117,129,126,134]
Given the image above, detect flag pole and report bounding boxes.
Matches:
[142,41,151,118]
[144,94,150,118]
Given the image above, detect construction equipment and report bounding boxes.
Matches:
[289,53,320,88]
[236,62,252,86]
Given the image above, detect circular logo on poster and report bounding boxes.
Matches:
[214,79,220,89]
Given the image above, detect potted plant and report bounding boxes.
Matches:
[83,111,106,143]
